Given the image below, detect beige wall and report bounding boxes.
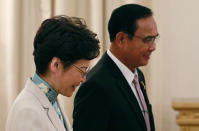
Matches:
[144,0,199,130]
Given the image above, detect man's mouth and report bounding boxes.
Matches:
[143,55,150,60]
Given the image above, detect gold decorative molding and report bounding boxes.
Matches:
[172,98,199,131]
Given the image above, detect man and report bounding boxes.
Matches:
[6,15,100,131]
[73,4,159,131]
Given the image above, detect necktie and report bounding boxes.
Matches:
[133,75,151,131]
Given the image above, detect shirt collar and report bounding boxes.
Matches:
[107,50,138,84]
[32,73,58,104]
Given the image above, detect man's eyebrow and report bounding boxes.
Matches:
[146,34,159,38]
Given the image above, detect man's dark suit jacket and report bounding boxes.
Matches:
[73,52,155,131]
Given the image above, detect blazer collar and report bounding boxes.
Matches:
[25,79,67,131]
[118,78,146,129]
[57,99,73,131]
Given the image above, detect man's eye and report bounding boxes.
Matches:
[144,38,153,43]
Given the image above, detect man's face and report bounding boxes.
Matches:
[121,16,158,69]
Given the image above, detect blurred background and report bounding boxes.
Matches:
[1,0,199,131]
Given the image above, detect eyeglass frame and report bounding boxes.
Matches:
[72,64,90,77]
[133,34,160,44]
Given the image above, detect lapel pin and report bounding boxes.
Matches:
[141,81,146,90]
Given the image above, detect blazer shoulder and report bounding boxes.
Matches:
[6,80,59,131]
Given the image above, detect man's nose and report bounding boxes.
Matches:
[149,42,156,52]
[80,76,86,83]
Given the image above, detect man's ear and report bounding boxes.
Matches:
[49,57,62,73]
[115,32,128,47]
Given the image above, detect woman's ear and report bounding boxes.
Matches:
[49,57,62,73]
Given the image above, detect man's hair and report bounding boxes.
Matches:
[33,15,100,74]
[108,4,153,42]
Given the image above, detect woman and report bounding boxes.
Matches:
[6,15,100,131]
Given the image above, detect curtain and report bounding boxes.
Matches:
[0,0,41,130]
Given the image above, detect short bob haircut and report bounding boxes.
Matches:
[33,15,100,75]
[108,4,153,42]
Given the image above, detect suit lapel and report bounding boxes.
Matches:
[101,53,147,130]
[46,104,66,131]
[139,80,150,107]
[137,69,155,130]
[117,75,147,130]
[139,79,155,130]
[26,79,66,131]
